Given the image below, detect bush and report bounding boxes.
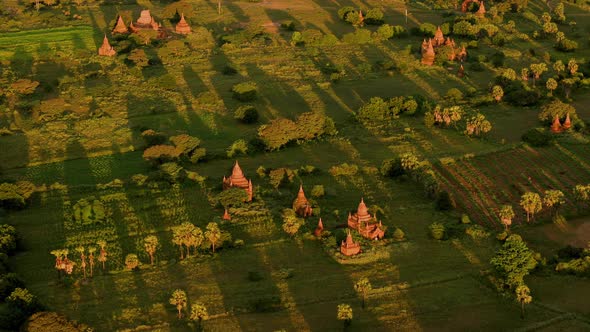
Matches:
[365,8,384,25]
[311,185,325,198]
[227,139,249,158]
[234,105,259,123]
[393,228,405,241]
[338,6,355,20]
[461,214,471,224]
[0,184,25,210]
[0,224,17,254]
[465,224,490,241]
[0,273,24,301]
[556,38,578,52]
[445,88,463,103]
[522,128,553,147]
[429,222,445,240]
[419,23,437,37]
[342,29,372,44]
[232,82,257,102]
[142,145,180,165]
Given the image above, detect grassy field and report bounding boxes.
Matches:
[0,0,589,330]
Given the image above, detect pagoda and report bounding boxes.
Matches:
[113,15,128,34]
[340,230,361,256]
[433,26,445,46]
[458,64,465,78]
[133,9,160,31]
[551,115,563,133]
[98,35,116,57]
[347,198,385,240]
[314,218,324,237]
[175,13,191,35]
[223,209,231,221]
[475,1,486,17]
[421,39,435,66]
[458,46,468,61]
[223,161,253,201]
[563,113,572,130]
[293,185,313,217]
[358,9,365,26]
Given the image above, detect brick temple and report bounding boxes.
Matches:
[223,161,253,201]
[347,198,385,240]
[293,185,313,217]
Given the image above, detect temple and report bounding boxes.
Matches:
[475,1,486,16]
[293,185,313,217]
[421,39,435,66]
[223,161,253,201]
[458,64,465,78]
[129,9,161,32]
[563,113,571,130]
[340,230,361,256]
[223,209,231,221]
[347,198,385,240]
[551,113,572,133]
[113,15,128,34]
[433,26,445,46]
[98,35,116,57]
[175,13,191,34]
[314,218,324,237]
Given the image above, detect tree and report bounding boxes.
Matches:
[492,85,504,102]
[354,278,372,309]
[186,226,204,257]
[169,289,187,319]
[538,99,577,123]
[282,210,303,238]
[465,113,492,137]
[124,254,139,270]
[573,184,590,210]
[172,223,196,259]
[7,288,40,314]
[521,68,529,82]
[87,247,96,277]
[0,224,17,254]
[515,284,532,319]
[133,30,158,45]
[75,246,87,278]
[567,59,578,75]
[189,302,209,329]
[490,235,537,288]
[143,235,159,265]
[499,205,515,231]
[530,63,548,87]
[142,145,180,165]
[128,49,150,67]
[520,192,542,223]
[546,78,558,96]
[429,222,445,240]
[553,60,565,75]
[97,240,108,270]
[205,222,221,253]
[552,2,565,23]
[543,190,565,216]
[337,303,353,328]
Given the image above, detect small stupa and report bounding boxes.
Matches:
[98,34,116,57]
[434,26,445,46]
[421,39,435,66]
[340,230,361,256]
[112,15,128,34]
[223,209,231,221]
[175,13,191,34]
[551,115,562,133]
[314,218,324,237]
[562,113,571,130]
[293,185,313,217]
[475,1,486,17]
[458,64,465,78]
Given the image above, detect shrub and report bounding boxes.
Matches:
[522,128,552,147]
[143,145,180,165]
[227,139,249,158]
[141,129,167,147]
[429,222,445,240]
[419,23,437,37]
[365,8,384,25]
[461,214,471,224]
[374,24,394,40]
[232,82,257,102]
[393,228,405,241]
[445,88,463,103]
[311,185,325,198]
[465,225,490,241]
[342,29,372,44]
[234,105,258,123]
[338,6,355,20]
[0,183,26,210]
[125,254,139,270]
[556,38,578,52]
[0,273,24,301]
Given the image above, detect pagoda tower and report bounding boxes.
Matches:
[223,161,253,201]
[421,39,435,66]
[175,13,191,34]
[562,113,571,130]
[293,185,313,217]
[458,64,465,78]
[347,198,385,240]
[476,1,486,17]
[434,26,445,46]
[113,15,128,34]
[551,115,563,133]
[98,34,116,57]
[314,218,324,237]
[223,209,231,221]
[340,230,361,256]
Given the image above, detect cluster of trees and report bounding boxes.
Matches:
[291,25,406,47]
[337,7,384,26]
[0,181,36,210]
[172,222,224,257]
[424,106,492,137]
[142,132,206,166]
[357,95,430,124]
[381,153,441,199]
[168,289,209,328]
[257,112,337,151]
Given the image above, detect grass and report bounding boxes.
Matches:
[0,0,589,330]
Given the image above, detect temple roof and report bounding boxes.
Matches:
[476,1,486,15]
[113,15,128,34]
[357,198,369,217]
[425,39,435,56]
[137,9,153,25]
[434,26,444,42]
[563,113,571,129]
[317,218,323,229]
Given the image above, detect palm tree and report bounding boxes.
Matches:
[205,222,222,253]
[520,192,542,223]
[76,246,86,278]
[354,277,372,309]
[97,240,108,270]
[187,227,204,257]
[498,205,515,231]
[543,189,565,216]
[143,235,159,265]
[169,289,188,319]
[88,247,96,277]
[190,302,209,330]
[337,303,353,328]
[172,225,186,259]
[515,284,532,319]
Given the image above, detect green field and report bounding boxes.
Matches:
[1,0,589,331]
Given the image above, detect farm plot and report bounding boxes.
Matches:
[433,144,590,228]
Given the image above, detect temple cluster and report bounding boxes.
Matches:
[551,113,572,133]
[421,26,467,66]
[98,9,192,57]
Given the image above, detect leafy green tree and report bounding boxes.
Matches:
[490,235,537,288]
[499,205,515,231]
[573,184,590,210]
[546,78,558,96]
[124,254,139,270]
[282,209,303,237]
[143,235,159,265]
[7,288,40,314]
[492,85,504,102]
[429,222,445,240]
[552,2,565,23]
[0,273,24,301]
[169,289,187,319]
[374,24,394,40]
[205,222,222,253]
[186,226,204,257]
[354,277,372,309]
[337,303,353,328]
[553,60,565,75]
[520,192,542,223]
[75,246,87,278]
[568,59,578,75]
[530,63,548,87]
[0,224,17,254]
[543,190,565,216]
[365,8,384,25]
[538,99,577,123]
[227,139,249,158]
[465,113,492,137]
[515,284,532,319]
[190,302,209,329]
